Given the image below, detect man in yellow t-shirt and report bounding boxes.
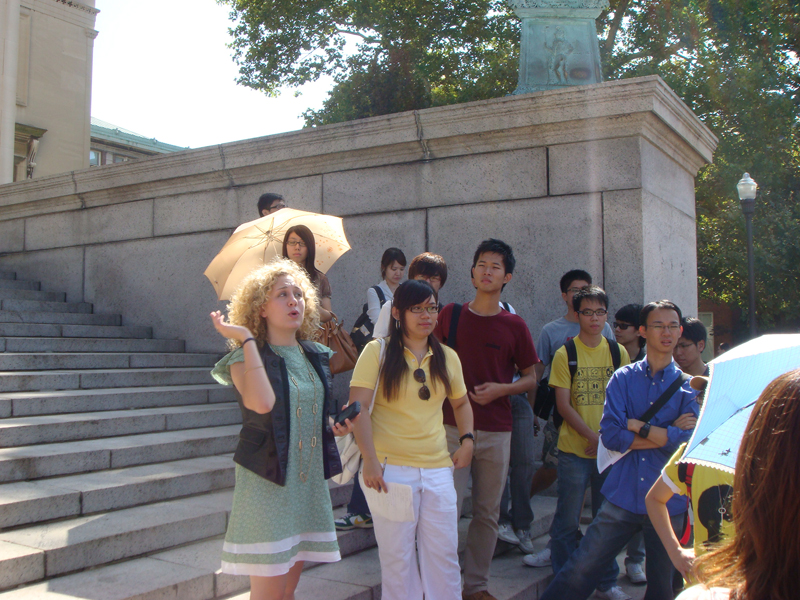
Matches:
[547,286,630,599]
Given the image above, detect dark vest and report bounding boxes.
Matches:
[232,340,342,485]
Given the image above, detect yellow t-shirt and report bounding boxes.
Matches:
[350,339,468,469]
[662,443,735,554]
[550,336,630,459]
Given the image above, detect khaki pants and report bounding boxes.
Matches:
[446,425,512,596]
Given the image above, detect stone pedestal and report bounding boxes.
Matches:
[0,76,717,387]
[512,0,608,94]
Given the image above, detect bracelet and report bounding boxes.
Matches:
[459,432,475,446]
[241,337,256,346]
[244,365,266,375]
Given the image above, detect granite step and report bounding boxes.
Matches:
[0,403,241,447]
[0,454,236,529]
[0,299,92,314]
[0,351,220,371]
[0,309,120,326]
[0,384,236,418]
[0,288,65,302]
[1,336,185,353]
[0,279,39,291]
[0,322,152,339]
[0,490,235,588]
[0,367,215,392]
[0,272,15,280]
[0,425,239,482]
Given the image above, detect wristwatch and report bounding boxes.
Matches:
[639,422,651,439]
[459,432,475,446]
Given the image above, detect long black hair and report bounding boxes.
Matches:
[282,224,320,286]
[381,280,453,402]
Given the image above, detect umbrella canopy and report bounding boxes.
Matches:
[204,209,351,300]
[680,333,800,473]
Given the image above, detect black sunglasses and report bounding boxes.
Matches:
[613,322,636,330]
[413,368,431,400]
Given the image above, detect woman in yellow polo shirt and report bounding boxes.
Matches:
[349,279,474,600]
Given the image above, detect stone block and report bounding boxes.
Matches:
[0,288,64,301]
[602,189,645,307]
[25,199,154,251]
[154,188,241,237]
[105,426,239,469]
[426,194,605,336]
[0,371,81,393]
[549,137,642,196]
[0,297,91,313]
[0,541,45,591]
[77,368,213,390]
[0,440,111,482]
[0,246,84,302]
[83,230,231,353]
[324,148,547,216]
[0,481,81,528]
[641,138,696,217]
[641,191,698,315]
[3,337,183,353]
[0,220,25,254]
[0,556,214,600]
[235,176,323,222]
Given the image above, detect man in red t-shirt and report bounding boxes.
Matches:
[435,238,539,600]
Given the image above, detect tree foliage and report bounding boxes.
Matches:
[221,0,800,334]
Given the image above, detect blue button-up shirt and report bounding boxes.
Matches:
[600,359,698,515]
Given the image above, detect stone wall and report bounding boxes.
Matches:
[0,76,717,376]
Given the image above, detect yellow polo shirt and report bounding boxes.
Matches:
[350,339,468,469]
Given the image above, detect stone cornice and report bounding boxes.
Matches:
[0,75,717,222]
[21,0,98,28]
[52,0,98,15]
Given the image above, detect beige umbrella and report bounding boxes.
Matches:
[204,208,351,300]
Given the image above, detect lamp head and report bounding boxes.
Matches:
[737,173,758,201]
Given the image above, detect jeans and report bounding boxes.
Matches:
[539,501,687,600]
[499,394,536,531]
[626,531,646,566]
[549,450,618,592]
[347,472,370,515]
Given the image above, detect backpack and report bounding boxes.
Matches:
[350,286,387,353]
[550,337,622,428]
[445,302,510,351]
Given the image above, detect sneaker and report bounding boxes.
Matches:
[333,512,373,530]
[514,528,535,554]
[626,561,647,584]
[497,522,520,545]
[522,546,551,567]
[595,586,632,600]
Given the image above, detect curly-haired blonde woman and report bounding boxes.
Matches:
[209,257,355,600]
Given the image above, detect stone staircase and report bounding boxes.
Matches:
[0,269,647,600]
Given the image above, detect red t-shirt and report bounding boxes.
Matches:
[435,302,539,432]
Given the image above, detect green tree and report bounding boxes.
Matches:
[221,0,800,334]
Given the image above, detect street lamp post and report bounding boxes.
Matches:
[737,173,758,338]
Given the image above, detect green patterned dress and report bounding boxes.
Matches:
[211,343,340,577]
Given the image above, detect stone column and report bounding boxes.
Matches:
[512,0,608,94]
[0,0,21,183]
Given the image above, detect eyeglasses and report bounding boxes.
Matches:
[413,368,431,400]
[286,240,306,249]
[409,306,439,314]
[613,322,635,330]
[578,309,608,317]
[676,342,696,349]
[566,287,586,294]
[269,204,286,212]
[648,324,681,332]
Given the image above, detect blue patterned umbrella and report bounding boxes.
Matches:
[680,334,800,473]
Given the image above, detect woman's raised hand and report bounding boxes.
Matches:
[210,310,253,343]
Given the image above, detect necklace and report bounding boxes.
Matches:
[271,344,319,482]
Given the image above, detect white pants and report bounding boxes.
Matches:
[367,465,461,600]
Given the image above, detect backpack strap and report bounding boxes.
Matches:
[373,285,386,306]
[639,372,692,424]
[610,341,621,371]
[565,338,578,385]
[501,301,510,312]
[446,304,462,350]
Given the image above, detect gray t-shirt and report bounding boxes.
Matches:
[536,316,616,379]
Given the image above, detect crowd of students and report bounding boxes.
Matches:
[207,192,798,600]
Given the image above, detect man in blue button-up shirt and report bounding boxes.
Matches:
[539,300,699,600]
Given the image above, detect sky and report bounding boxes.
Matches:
[91,1,337,149]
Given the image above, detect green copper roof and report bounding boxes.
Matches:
[90,117,189,154]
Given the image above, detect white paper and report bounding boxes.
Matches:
[597,438,630,473]
[359,472,415,522]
